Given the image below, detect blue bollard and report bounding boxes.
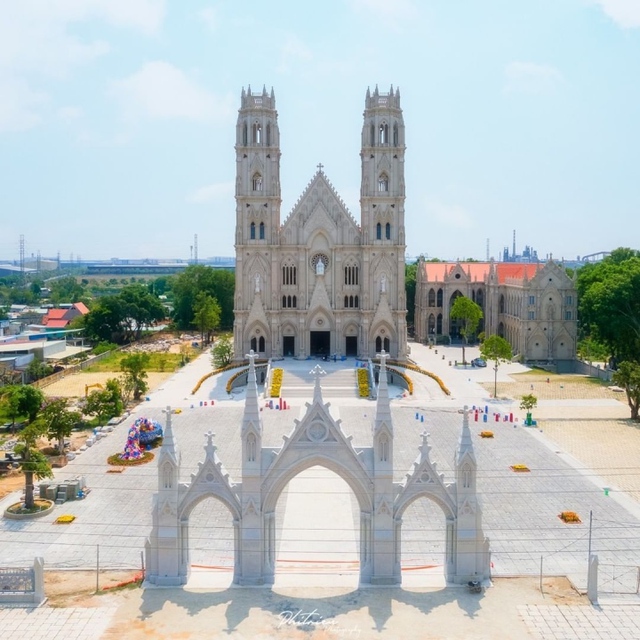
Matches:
[415,412,419,420]
[420,415,424,422]
[483,414,488,423]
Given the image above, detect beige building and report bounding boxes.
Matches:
[414,259,578,370]
[233,86,407,360]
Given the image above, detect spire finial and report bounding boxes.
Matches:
[310,364,326,403]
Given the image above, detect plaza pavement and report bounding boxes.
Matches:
[2,342,640,638]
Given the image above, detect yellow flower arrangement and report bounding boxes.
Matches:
[387,366,413,395]
[510,464,530,472]
[270,368,284,398]
[374,359,451,396]
[480,431,494,438]
[559,511,581,523]
[357,368,370,398]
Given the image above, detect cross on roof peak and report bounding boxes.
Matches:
[310,364,326,378]
[317,162,324,173]
[377,349,389,367]
[245,349,258,364]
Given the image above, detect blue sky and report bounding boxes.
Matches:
[1,0,639,263]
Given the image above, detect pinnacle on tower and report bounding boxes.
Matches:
[456,406,475,465]
[242,350,262,431]
[374,350,392,428]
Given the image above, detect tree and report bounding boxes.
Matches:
[519,393,538,426]
[450,296,483,365]
[25,359,54,382]
[10,386,47,509]
[577,248,640,364]
[120,353,150,402]
[39,397,81,455]
[193,292,221,344]
[212,335,234,368]
[405,261,418,330]
[84,378,124,425]
[612,361,640,421]
[49,276,86,304]
[118,284,166,341]
[170,265,235,331]
[480,334,513,399]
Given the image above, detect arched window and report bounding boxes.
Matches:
[476,289,484,308]
[376,336,382,351]
[344,295,349,308]
[282,264,297,286]
[162,463,172,489]
[252,173,262,191]
[349,295,354,307]
[437,313,443,334]
[252,122,262,144]
[259,222,265,239]
[250,222,256,240]
[354,295,359,308]
[383,337,390,351]
[428,314,436,334]
[379,122,388,144]
[344,264,359,285]
[379,435,389,462]
[436,288,443,307]
[385,222,391,239]
[247,433,256,462]
[376,223,382,240]
[370,123,375,146]
[282,295,286,308]
[287,295,292,307]
[250,337,257,351]
[292,296,297,308]
[258,336,265,352]
[266,123,271,146]
[499,294,505,314]
[378,173,389,192]
[242,123,248,146]
[393,122,398,146]
[428,288,436,307]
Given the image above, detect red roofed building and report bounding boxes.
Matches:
[415,259,577,369]
[42,303,90,330]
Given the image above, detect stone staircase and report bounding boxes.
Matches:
[279,367,358,399]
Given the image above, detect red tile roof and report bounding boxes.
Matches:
[44,319,69,329]
[72,302,89,315]
[495,263,539,284]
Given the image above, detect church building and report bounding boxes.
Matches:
[232,86,408,360]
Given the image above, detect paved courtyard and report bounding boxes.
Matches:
[1,341,640,637]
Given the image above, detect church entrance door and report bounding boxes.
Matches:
[310,331,330,356]
[283,336,295,357]
[345,336,357,357]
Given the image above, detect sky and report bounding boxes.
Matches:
[1,0,639,264]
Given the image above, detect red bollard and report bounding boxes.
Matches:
[474,412,478,422]
[495,413,499,422]
[509,412,513,422]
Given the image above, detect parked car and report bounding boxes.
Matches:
[471,358,487,368]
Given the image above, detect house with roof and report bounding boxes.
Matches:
[414,259,577,371]
[41,302,89,331]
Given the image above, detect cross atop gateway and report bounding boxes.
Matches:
[245,349,258,367]
[377,349,389,370]
[310,364,326,379]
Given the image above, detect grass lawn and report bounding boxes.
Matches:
[84,350,196,373]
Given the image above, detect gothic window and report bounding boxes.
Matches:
[384,337,390,351]
[287,295,292,307]
[529,295,535,305]
[528,311,535,320]
[252,122,262,144]
[499,294,505,314]
[393,122,398,146]
[428,288,436,307]
[428,314,436,334]
[282,295,286,308]
[376,223,382,240]
[370,123,375,146]
[247,433,256,462]
[344,264,359,285]
[378,173,389,192]
[250,222,256,240]
[259,221,265,239]
[242,123,248,146]
[376,336,382,351]
[565,295,573,305]
[437,313,443,334]
[476,289,484,308]
[436,288,443,307]
[354,295,359,308]
[385,222,391,239]
[565,310,572,320]
[344,295,348,308]
[293,295,297,308]
[250,337,257,351]
[252,173,263,191]
[266,123,271,146]
[258,336,265,352]
[162,463,172,489]
[379,435,389,462]
[379,122,388,144]
[282,264,297,285]
[462,464,471,489]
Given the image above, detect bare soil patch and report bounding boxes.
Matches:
[484,374,616,402]
[44,570,141,607]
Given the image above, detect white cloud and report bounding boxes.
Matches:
[0,75,48,133]
[198,6,218,33]
[425,200,475,230]
[592,0,640,29]
[504,62,564,95]
[277,35,313,74]
[187,182,234,204]
[109,61,234,123]
[350,0,418,28]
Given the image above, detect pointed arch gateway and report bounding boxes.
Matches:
[146,366,491,587]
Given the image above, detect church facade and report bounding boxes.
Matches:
[233,86,408,360]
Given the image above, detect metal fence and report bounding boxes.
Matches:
[0,566,34,593]
[598,563,640,596]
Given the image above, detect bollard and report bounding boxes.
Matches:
[495,413,499,422]
[485,405,488,414]
[199,401,203,407]
[420,415,424,422]
[509,413,513,422]
[483,414,488,423]
[269,400,273,409]
[415,412,419,420]
[474,412,478,422]
[204,401,207,406]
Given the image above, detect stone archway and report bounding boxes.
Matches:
[146,357,491,587]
